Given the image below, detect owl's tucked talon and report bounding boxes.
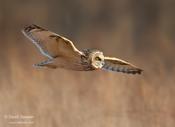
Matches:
[33,63,46,68]
[33,59,54,68]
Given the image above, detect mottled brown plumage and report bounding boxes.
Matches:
[22,24,143,74]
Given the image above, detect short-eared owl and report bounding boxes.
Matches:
[22,24,143,74]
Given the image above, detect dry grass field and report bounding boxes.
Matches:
[0,0,175,127]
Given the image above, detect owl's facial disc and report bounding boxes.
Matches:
[91,51,105,69]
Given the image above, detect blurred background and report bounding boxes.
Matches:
[0,0,175,126]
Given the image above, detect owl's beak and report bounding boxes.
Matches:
[102,61,105,66]
[99,61,105,68]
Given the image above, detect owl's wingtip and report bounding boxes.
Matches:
[126,68,143,75]
[136,68,143,75]
[22,24,46,34]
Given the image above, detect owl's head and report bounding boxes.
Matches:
[90,51,105,69]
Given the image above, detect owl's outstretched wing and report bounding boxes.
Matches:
[22,24,83,59]
[102,57,143,74]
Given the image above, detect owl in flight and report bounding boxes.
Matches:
[22,24,143,74]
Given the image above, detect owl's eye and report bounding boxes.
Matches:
[95,57,102,61]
